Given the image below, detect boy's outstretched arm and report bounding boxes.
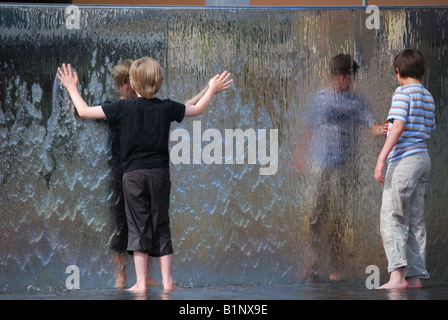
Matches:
[57,63,106,119]
[185,71,232,117]
[185,85,209,106]
[374,119,405,183]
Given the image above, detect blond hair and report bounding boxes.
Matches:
[130,57,163,99]
[111,59,133,87]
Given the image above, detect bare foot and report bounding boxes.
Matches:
[406,277,422,288]
[377,268,408,289]
[329,272,341,281]
[378,280,408,289]
[162,280,179,293]
[127,283,147,293]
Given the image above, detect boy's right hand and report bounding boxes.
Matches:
[208,71,233,94]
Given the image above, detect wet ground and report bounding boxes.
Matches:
[2,281,445,319]
[2,281,447,300]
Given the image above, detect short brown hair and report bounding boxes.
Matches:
[330,53,359,77]
[394,49,426,80]
[130,57,163,99]
[111,59,133,87]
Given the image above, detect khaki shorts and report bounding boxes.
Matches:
[380,152,431,278]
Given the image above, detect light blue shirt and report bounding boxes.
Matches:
[304,89,375,169]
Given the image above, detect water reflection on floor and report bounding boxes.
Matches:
[2,281,447,300]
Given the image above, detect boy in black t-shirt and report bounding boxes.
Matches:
[57,57,232,292]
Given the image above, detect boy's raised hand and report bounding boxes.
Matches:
[208,71,233,94]
[57,63,79,92]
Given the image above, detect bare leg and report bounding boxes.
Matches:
[114,252,127,288]
[128,251,148,293]
[378,267,408,289]
[159,254,178,292]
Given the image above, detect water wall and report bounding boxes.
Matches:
[1,4,447,292]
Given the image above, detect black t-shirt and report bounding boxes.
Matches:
[102,97,185,173]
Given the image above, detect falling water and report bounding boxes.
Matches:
[1,5,447,292]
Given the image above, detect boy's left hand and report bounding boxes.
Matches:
[209,71,233,94]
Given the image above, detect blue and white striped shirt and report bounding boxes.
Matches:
[386,83,435,163]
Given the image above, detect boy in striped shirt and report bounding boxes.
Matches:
[374,49,436,289]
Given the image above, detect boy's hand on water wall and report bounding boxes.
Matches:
[383,121,389,135]
[208,71,233,94]
[57,63,79,93]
